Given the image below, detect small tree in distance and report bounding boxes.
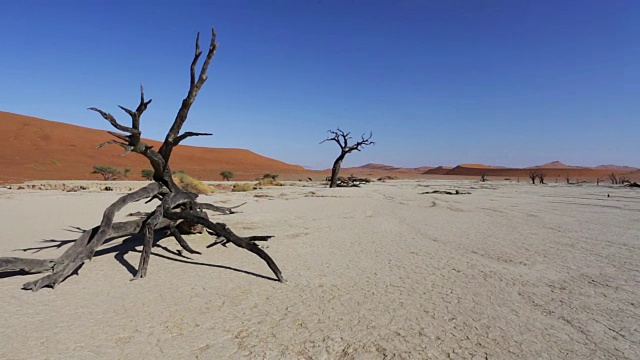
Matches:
[91,165,123,181]
[537,171,546,184]
[220,170,234,181]
[527,169,546,184]
[528,169,540,185]
[321,128,374,188]
[141,169,154,181]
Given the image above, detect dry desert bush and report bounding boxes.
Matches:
[232,183,256,192]
[172,172,212,194]
[256,178,283,187]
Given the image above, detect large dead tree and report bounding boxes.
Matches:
[321,129,374,188]
[0,28,284,291]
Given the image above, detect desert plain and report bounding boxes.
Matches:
[0,179,638,359]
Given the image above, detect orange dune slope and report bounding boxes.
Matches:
[0,111,305,183]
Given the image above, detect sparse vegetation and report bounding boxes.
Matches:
[172,172,211,194]
[32,163,45,169]
[50,159,61,166]
[256,178,283,187]
[262,173,279,180]
[91,165,125,181]
[232,183,256,192]
[220,170,234,181]
[141,169,154,181]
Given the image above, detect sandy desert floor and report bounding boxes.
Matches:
[0,180,639,359]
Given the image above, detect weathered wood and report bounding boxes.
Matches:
[0,27,285,290]
[326,175,372,187]
[420,190,470,195]
[0,258,57,274]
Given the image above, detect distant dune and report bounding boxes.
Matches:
[528,161,587,169]
[594,164,639,171]
[0,111,305,183]
[2,111,638,184]
[423,166,453,175]
[433,164,635,181]
[458,163,492,169]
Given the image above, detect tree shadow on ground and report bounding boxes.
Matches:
[6,229,278,282]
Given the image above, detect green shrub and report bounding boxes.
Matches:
[220,170,234,181]
[141,169,154,181]
[91,165,123,181]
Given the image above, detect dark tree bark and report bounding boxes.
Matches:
[609,173,618,185]
[320,129,374,188]
[0,28,285,291]
[528,169,539,185]
[537,171,547,184]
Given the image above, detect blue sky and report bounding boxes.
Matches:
[1,1,639,169]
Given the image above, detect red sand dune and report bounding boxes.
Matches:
[422,166,453,175]
[458,163,492,169]
[595,164,639,171]
[2,111,638,184]
[528,161,586,169]
[438,164,636,181]
[0,111,306,183]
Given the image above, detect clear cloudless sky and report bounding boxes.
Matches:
[1,0,639,169]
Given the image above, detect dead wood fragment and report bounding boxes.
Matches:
[420,190,470,195]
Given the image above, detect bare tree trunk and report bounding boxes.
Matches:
[329,153,346,188]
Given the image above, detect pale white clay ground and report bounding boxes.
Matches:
[0,180,638,359]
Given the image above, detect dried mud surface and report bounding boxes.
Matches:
[0,180,638,359]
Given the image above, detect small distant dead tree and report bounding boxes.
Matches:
[480,174,487,182]
[609,173,618,185]
[321,129,374,188]
[596,177,603,186]
[527,169,546,184]
[565,175,571,184]
[537,171,547,184]
[619,176,631,185]
[0,28,284,291]
[528,169,540,184]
